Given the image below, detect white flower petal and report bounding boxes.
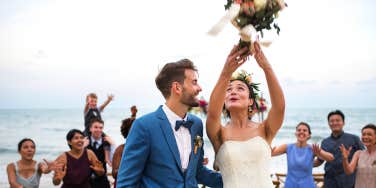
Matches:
[239,25,257,42]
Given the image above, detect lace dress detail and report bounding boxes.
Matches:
[355,150,376,188]
[215,136,273,188]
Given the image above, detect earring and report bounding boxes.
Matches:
[248,105,253,113]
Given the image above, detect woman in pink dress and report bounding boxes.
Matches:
[340,123,376,188]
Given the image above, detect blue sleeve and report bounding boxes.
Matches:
[196,144,223,188]
[196,124,223,188]
[116,120,150,188]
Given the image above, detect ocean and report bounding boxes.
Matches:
[0,108,374,187]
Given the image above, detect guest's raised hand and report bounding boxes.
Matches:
[339,144,352,160]
[222,45,250,77]
[103,136,114,145]
[107,94,114,101]
[312,144,322,156]
[83,137,90,148]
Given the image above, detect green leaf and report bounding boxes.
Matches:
[224,0,232,10]
[237,16,249,28]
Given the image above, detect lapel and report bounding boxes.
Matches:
[156,106,184,175]
[186,114,199,174]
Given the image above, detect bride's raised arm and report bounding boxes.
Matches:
[206,45,249,153]
[253,42,285,144]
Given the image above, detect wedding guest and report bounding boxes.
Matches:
[130,105,138,119]
[7,138,53,188]
[340,123,376,188]
[112,117,135,188]
[84,93,114,136]
[272,122,334,188]
[314,110,364,188]
[83,93,115,163]
[87,119,113,188]
[52,129,104,188]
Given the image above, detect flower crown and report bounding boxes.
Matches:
[230,70,260,100]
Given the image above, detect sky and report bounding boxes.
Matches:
[0,0,375,109]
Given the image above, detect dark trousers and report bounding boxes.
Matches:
[324,173,355,188]
[90,175,110,188]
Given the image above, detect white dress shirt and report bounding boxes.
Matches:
[90,136,103,149]
[162,105,192,171]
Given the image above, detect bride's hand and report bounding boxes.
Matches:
[253,41,271,70]
[221,45,250,77]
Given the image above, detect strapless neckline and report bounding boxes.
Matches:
[218,136,269,153]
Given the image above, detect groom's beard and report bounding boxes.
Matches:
[180,88,199,107]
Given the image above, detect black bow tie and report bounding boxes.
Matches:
[175,120,193,131]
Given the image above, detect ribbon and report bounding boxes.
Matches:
[208,2,273,51]
[207,3,241,36]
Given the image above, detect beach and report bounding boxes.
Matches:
[1,108,374,187]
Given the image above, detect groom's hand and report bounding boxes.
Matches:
[202,157,209,165]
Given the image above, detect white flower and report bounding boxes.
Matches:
[254,0,267,12]
[232,72,240,80]
[239,24,257,42]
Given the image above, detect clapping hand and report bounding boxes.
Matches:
[90,159,104,172]
[312,144,322,156]
[40,159,59,173]
[54,163,67,181]
[339,144,352,160]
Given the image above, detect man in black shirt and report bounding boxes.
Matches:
[87,118,113,188]
[314,110,364,188]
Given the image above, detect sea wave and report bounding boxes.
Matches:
[0,147,16,154]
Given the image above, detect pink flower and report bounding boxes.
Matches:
[241,1,255,16]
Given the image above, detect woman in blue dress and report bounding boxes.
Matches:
[272,122,334,188]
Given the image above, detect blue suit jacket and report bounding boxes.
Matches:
[116,106,222,188]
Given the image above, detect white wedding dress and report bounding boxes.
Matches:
[215,136,274,188]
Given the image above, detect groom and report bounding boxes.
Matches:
[117,59,222,188]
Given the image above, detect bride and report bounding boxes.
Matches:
[206,42,285,188]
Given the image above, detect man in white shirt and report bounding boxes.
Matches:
[117,59,223,188]
[87,118,113,188]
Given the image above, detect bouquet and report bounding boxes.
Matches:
[209,0,287,51]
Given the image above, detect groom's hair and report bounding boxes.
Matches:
[155,59,197,99]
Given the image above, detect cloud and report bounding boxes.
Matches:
[0,0,375,108]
